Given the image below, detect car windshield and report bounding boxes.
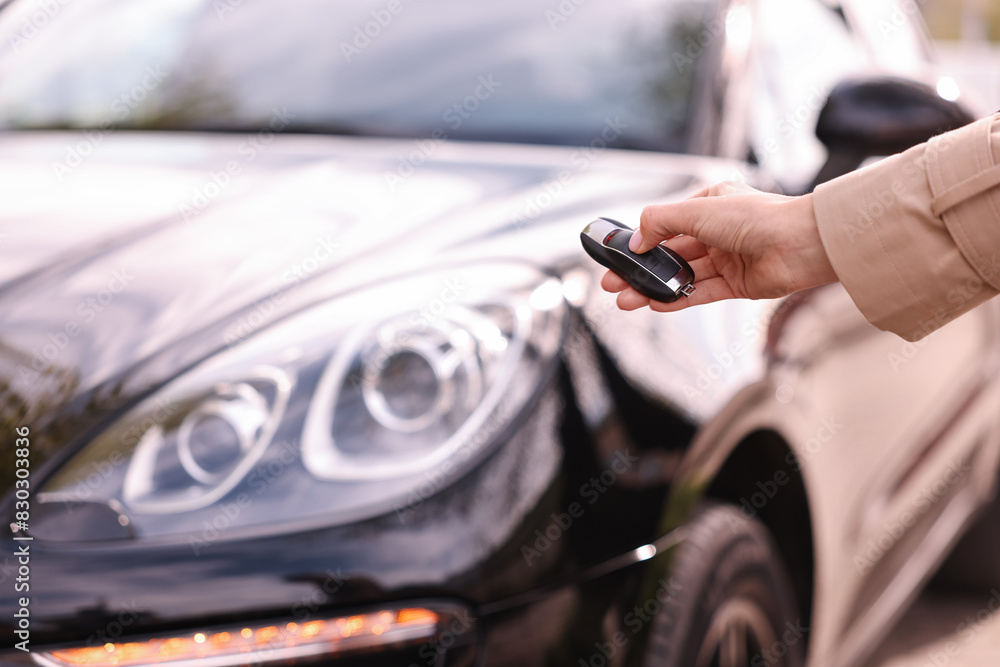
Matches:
[0,0,717,152]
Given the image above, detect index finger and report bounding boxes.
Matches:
[633,181,756,254]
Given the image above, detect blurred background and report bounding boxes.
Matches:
[924,0,1000,110]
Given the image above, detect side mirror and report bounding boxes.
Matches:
[810,77,975,190]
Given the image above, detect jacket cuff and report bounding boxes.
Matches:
[813,114,1000,341]
[926,113,1000,291]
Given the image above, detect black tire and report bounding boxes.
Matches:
[642,502,806,667]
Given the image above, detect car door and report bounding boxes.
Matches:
[764,275,1000,666]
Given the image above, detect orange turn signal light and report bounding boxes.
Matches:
[41,606,440,667]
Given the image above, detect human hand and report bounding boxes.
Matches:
[601,182,838,312]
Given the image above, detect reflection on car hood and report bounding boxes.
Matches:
[0,131,763,433]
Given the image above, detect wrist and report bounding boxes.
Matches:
[789,193,838,290]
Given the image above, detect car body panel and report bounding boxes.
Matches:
[662,283,1000,667]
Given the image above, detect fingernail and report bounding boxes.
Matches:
[629,229,643,252]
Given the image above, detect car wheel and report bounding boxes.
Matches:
[642,502,805,667]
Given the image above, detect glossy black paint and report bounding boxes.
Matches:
[2,320,692,667]
[0,133,705,666]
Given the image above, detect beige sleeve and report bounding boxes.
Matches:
[812,112,1000,342]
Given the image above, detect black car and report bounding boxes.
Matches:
[0,1,994,666]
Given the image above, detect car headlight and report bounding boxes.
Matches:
[35,262,566,541]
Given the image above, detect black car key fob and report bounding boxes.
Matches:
[580,217,695,303]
